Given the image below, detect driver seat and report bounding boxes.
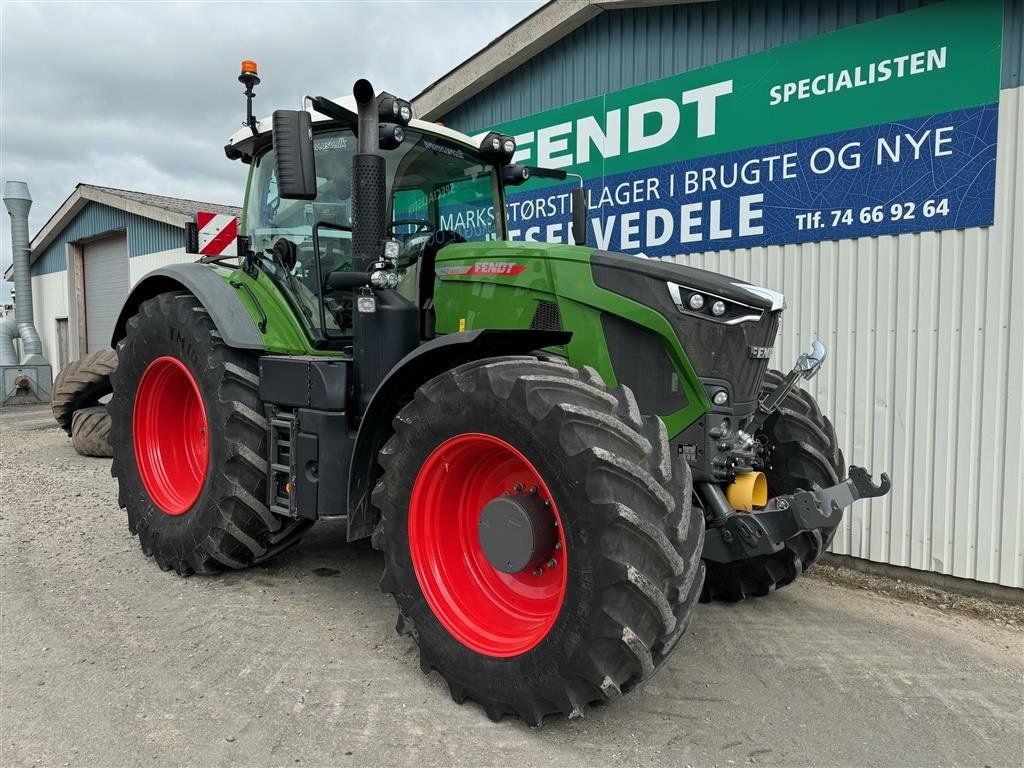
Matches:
[418,230,465,338]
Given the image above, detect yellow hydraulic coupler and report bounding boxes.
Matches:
[725,471,768,511]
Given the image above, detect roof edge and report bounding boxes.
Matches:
[25,185,195,268]
[412,0,706,121]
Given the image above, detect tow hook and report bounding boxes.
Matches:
[701,466,891,563]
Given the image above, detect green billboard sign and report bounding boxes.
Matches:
[475,0,1003,253]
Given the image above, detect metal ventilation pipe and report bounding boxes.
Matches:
[3,181,45,364]
[0,316,19,365]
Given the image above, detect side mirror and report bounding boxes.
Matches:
[272,110,317,200]
[571,186,587,246]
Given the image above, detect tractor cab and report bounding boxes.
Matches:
[226,92,525,346]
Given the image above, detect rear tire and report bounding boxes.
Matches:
[51,349,117,435]
[109,291,311,575]
[71,405,112,458]
[702,370,845,602]
[373,357,704,724]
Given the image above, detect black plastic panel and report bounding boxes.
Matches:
[601,313,687,416]
[259,356,350,410]
[111,263,265,350]
[296,408,353,519]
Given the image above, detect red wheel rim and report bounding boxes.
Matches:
[408,433,567,657]
[133,356,209,515]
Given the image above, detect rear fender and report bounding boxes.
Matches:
[111,263,265,350]
[346,328,571,541]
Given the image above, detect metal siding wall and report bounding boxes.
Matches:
[443,0,1020,132]
[128,247,191,287]
[443,0,1024,587]
[674,87,1022,588]
[1004,0,1023,87]
[30,202,184,277]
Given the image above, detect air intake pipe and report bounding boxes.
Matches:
[3,181,45,364]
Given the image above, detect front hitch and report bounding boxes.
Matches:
[701,466,891,563]
[747,339,827,433]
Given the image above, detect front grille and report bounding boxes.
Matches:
[672,311,779,406]
[592,254,781,409]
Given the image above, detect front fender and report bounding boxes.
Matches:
[111,263,265,351]
[346,328,571,541]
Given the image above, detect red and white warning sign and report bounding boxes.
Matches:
[196,212,238,256]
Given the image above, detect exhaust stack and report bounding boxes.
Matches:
[348,80,418,415]
[351,79,385,274]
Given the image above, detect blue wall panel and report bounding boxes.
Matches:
[442,0,1022,132]
[31,202,183,277]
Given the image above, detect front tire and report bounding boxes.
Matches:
[702,370,845,602]
[373,357,704,724]
[109,291,311,575]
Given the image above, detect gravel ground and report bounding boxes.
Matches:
[2,403,1022,768]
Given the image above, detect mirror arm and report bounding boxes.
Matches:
[524,166,568,181]
[568,174,587,247]
[309,96,359,131]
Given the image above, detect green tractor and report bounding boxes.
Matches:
[108,70,889,724]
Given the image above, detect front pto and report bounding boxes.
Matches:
[703,466,891,563]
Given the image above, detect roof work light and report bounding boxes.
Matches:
[238,60,260,137]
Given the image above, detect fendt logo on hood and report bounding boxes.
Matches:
[437,262,527,277]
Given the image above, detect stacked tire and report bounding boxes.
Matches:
[51,349,117,457]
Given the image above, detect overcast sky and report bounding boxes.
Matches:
[0,0,544,301]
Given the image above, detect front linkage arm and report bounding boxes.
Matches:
[702,466,891,563]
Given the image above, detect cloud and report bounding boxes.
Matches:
[0,0,542,299]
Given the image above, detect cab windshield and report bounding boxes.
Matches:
[245,127,502,342]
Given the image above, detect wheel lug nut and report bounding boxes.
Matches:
[530,485,539,494]
[546,559,557,569]
[532,567,543,577]
[514,483,523,492]
[554,541,562,550]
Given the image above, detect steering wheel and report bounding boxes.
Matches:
[387,219,434,238]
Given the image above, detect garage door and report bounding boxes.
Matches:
[84,234,130,353]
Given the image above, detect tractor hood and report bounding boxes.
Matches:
[589,250,785,314]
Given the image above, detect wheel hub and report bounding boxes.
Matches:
[478,492,556,574]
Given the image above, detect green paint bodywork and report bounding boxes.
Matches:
[209,263,340,356]
[431,241,710,436]
[223,124,708,435]
[212,235,710,436]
